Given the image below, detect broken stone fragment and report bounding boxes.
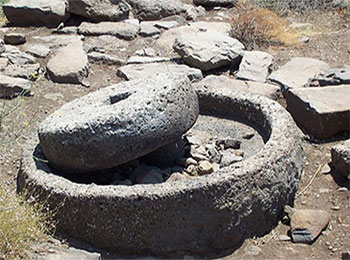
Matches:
[197,160,213,175]
[331,140,350,178]
[284,206,331,244]
[4,33,26,45]
[0,74,32,99]
[220,149,243,167]
[216,137,241,150]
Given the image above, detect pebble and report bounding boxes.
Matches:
[321,164,331,174]
[242,132,254,139]
[176,157,198,167]
[4,33,26,45]
[197,161,214,175]
[185,165,197,175]
[166,172,187,182]
[338,187,348,192]
[331,206,340,211]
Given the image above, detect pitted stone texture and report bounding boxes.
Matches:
[117,63,203,81]
[193,75,280,100]
[285,85,350,139]
[78,21,139,40]
[68,0,129,22]
[331,140,350,178]
[46,40,89,84]
[2,0,69,27]
[173,31,244,71]
[236,50,274,82]
[268,57,330,91]
[38,73,199,173]
[0,74,31,98]
[125,0,192,21]
[20,88,303,256]
[193,0,237,7]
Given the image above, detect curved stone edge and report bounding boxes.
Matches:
[18,88,304,257]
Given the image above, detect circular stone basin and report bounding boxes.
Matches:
[18,86,304,257]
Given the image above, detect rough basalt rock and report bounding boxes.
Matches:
[2,0,69,27]
[38,73,199,173]
[20,87,303,256]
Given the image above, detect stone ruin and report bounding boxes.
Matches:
[0,0,348,257]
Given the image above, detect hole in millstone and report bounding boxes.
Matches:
[109,91,133,104]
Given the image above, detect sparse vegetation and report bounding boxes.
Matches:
[0,184,53,260]
[231,1,301,49]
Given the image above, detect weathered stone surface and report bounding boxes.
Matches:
[285,206,330,243]
[20,85,303,255]
[38,73,199,173]
[316,66,350,86]
[32,35,84,49]
[2,0,69,27]
[285,85,350,139]
[193,75,280,100]
[88,52,124,66]
[125,0,192,21]
[46,40,89,84]
[2,63,40,79]
[78,22,139,40]
[331,140,350,178]
[236,50,274,82]
[4,33,26,45]
[24,44,51,58]
[139,22,161,37]
[117,63,203,81]
[68,0,129,22]
[193,0,237,7]
[173,31,244,71]
[268,57,330,91]
[155,22,231,55]
[0,51,36,65]
[0,74,31,98]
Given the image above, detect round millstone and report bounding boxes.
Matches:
[38,73,199,173]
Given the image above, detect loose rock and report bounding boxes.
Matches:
[220,149,243,167]
[4,33,26,45]
[268,57,330,91]
[173,31,244,71]
[331,140,350,178]
[0,74,31,98]
[25,44,51,58]
[197,160,213,175]
[2,0,69,26]
[285,206,330,244]
[316,66,350,86]
[216,137,241,149]
[236,50,274,82]
[88,52,124,66]
[78,22,139,40]
[46,40,89,84]
[117,63,203,81]
[285,85,350,139]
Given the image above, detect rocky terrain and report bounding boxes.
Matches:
[0,0,349,259]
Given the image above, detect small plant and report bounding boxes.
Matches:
[0,184,53,260]
[231,2,300,49]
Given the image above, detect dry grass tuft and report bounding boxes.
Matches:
[0,184,53,260]
[231,1,301,49]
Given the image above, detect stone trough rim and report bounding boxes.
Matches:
[18,86,303,256]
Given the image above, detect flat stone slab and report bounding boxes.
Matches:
[46,40,89,84]
[173,31,244,71]
[2,63,40,79]
[68,0,129,22]
[331,140,350,178]
[0,51,36,65]
[193,0,237,7]
[268,57,331,91]
[0,74,31,98]
[32,35,85,49]
[2,0,69,27]
[126,56,171,64]
[78,21,139,40]
[24,44,51,58]
[87,52,124,66]
[193,75,280,100]
[116,63,203,81]
[285,85,350,139]
[155,22,231,55]
[38,73,199,173]
[236,50,274,82]
[126,0,192,21]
